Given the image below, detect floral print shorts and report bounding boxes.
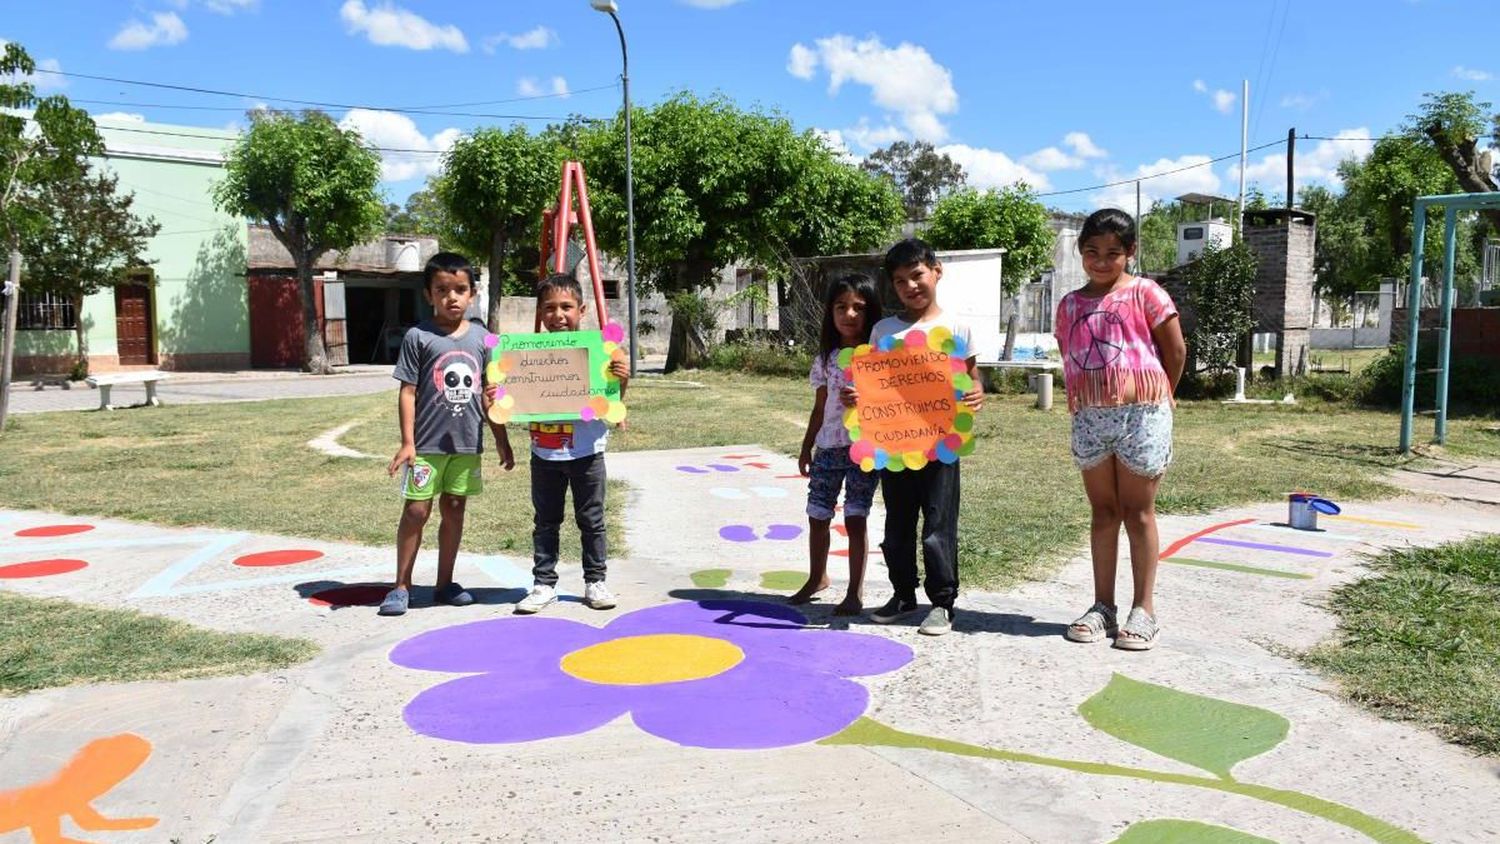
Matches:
[1070,403,1174,478]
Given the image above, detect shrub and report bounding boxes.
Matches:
[1361,344,1500,410]
[705,340,813,378]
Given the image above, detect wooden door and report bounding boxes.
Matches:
[248,275,302,368]
[114,284,154,366]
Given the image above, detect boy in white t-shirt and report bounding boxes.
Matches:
[846,238,984,636]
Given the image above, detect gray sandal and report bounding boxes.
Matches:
[1113,606,1160,651]
[1065,601,1118,643]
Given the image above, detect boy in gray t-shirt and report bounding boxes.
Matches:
[379,253,514,616]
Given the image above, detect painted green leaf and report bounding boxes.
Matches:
[1111,819,1278,844]
[760,570,806,590]
[1079,674,1289,779]
[689,569,731,588]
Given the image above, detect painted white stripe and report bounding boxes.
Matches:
[1240,523,1365,543]
[130,533,248,598]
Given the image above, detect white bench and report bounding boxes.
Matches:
[85,370,171,410]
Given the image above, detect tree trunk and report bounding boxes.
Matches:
[296,255,330,374]
[72,293,87,377]
[487,230,507,332]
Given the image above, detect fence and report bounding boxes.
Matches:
[1309,281,1395,350]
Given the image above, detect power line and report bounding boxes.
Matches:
[34,68,606,120]
[1035,139,1286,198]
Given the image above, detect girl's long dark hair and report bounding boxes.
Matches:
[818,273,881,359]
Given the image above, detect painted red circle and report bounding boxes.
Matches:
[308,585,390,607]
[234,549,325,568]
[0,559,89,578]
[15,524,95,538]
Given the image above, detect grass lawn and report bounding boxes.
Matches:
[1304,535,1500,754]
[3,370,1497,587]
[0,592,317,695]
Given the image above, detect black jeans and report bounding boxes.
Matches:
[879,460,960,608]
[530,453,607,586]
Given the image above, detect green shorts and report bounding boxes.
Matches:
[403,454,483,501]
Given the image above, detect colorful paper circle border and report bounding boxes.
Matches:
[843,330,973,472]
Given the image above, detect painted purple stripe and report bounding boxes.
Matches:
[1196,537,1333,557]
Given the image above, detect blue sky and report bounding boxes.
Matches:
[4,0,1494,212]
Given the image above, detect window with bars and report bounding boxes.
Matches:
[16,290,77,330]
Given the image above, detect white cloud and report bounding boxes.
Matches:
[1023,146,1081,171]
[1280,91,1326,110]
[787,43,817,79]
[1452,65,1493,82]
[339,1,468,53]
[787,34,958,142]
[166,0,258,11]
[679,0,745,7]
[338,109,460,182]
[516,76,569,98]
[1093,154,1223,211]
[92,111,147,123]
[205,0,257,13]
[108,12,189,50]
[483,26,557,53]
[1064,131,1107,159]
[938,144,1050,191]
[1191,79,1237,114]
[842,119,906,151]
[1228,127,1374,193]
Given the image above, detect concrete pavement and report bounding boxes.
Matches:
[5,366,399,414]
[1,445,1497,843]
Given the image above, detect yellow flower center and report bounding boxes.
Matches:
[560,633,745,686]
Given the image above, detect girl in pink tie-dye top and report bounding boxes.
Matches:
[1054,209,1186,654]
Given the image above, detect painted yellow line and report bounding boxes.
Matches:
[1325,514,1422,530]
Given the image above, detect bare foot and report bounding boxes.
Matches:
[787,578,830,605]
[832,596,863,616]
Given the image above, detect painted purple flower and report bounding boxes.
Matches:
[389,600,912,749]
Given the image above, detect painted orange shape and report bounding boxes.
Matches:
[233,549,324,568]
[15,525,95,538]
[0,733,157,844]
[0,560,89,580]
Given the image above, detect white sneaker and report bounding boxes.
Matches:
[514,584,557,615]
[584,581,617,610]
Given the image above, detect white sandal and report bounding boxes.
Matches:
[1113,606,1160,651]
[1065,601,1118,643]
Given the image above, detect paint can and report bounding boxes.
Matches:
[1288,493,1340,530]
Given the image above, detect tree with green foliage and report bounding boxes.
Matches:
[435,126,559,326]
[384,180,449,239]
[1325,133,1476,296]
[213,110,383,374]
[19,165,160,375]
[1410,91,1500,232]
[859,140,966,222]
[1,40,104,430]
[579,93,902,370]
[922,186,1053,293]
[1178,239,1257,374]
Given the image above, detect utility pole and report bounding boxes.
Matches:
[1286,127,1296,209]
[0,250,20,433]
[1237,79,1249,236]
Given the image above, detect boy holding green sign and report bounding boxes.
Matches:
[513,274,630,614]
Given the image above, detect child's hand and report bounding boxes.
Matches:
[388,444,416,477]
[497,438,515,471]
[961,387,985,412]
[839,385,858,408]
[609,358,630,381]
[798,445,814,476]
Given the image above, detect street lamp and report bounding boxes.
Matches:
[590,0,638,377]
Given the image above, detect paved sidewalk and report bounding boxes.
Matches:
[6,366,397,414]
[1,445,1497,843]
